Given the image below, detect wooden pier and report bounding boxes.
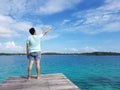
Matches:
[0,73,80,90]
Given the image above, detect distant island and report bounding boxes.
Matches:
[42,52,120,56]
[0,52,120,56]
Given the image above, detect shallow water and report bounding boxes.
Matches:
[0,55,120,90]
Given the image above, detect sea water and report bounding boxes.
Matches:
[0,55,120,90]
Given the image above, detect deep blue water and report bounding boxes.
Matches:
[0,55,120,90]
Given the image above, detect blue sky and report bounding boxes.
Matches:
[0,0,120,53]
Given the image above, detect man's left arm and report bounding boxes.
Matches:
[26,43,29,57]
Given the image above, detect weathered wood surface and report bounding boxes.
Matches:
[0,73,80,90]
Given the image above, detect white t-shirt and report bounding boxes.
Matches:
[26,34,43,53]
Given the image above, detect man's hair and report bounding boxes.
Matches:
[29,28,35,35]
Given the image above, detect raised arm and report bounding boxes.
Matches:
[42,27,52,36]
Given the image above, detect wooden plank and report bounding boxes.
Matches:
[0,73,80,90]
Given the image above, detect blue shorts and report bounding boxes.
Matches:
[28,52,41,61]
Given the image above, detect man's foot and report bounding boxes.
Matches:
[27,76,31,80]
[37,75,41,79]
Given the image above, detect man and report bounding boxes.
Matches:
[26,27,52,80]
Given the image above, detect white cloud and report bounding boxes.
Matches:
[0,0,82,17]
[0,26,18,37]
[79,46,120,53]
[0,14,56,41]
[62,19,71,25]
[64,47,103,53]
[0,0,27,18]
[0,14,32,38]
[64,48,79,53]
[82,47,98,52]
[99,0,120,11]
[70,0,120,34]
[42,34,59,41]
[13,21,32,31]
[0,41,24,53]
[38,0,82,15]
[103,22,120,32]
[74,19,85,26]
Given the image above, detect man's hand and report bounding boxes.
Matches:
[47,26,52,30]
[42,26,52,36]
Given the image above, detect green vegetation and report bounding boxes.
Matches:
[0,53,25,56]
[80,52,120,56]
[0,52,120,56]
[42,52,120,56]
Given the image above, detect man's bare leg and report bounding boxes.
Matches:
[36,60,40,79]
[28,60,34,80]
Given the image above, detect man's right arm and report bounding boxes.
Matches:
[42,27,52,36]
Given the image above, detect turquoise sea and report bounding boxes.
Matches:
[0,55,120,90]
